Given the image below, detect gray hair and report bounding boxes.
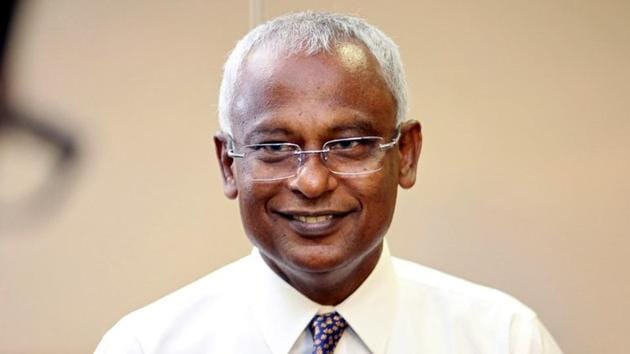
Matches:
[218,11,407,134]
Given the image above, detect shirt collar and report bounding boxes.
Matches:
[335,242,398,354]
[247,241,398,354]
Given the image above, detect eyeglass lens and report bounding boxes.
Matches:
[242,137,387,181]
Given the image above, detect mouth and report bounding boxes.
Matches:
[291,215,334,224]
[274,210,354,237]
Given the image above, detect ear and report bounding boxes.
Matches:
[397,120,422,189]
[214,132,238,199]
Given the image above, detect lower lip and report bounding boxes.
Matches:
[282,215,348,237]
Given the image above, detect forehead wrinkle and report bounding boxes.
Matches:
[244,111,381,142]
[330,87,395,124]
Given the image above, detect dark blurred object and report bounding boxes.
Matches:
[0,0,20,69]
[0,0,80,230]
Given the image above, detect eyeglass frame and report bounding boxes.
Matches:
[226,127,401,181]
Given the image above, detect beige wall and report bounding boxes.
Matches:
[1,1,628,353]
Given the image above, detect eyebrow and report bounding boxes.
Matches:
[244,127,292,142]
[328,120,379,136]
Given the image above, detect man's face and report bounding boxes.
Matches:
[216,42,421,287]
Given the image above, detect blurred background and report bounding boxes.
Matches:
[1,1,628,353]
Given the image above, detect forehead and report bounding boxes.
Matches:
[232,42,397,141]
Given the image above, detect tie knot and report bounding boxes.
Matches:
[309,312,348,354]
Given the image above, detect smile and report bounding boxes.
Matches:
[293,215,334,223]
[274,209,355,237]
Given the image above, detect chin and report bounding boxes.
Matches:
[284,245,351,274]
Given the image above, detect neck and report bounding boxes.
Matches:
[262,242,383,305]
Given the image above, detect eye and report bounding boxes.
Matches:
[326,137,381,161]
[327,138,362,150]
[247,143,298,163]
[250,143,294,153]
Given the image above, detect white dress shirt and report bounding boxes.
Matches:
[95,242,563,354]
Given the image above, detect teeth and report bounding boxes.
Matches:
[293,215,333,223]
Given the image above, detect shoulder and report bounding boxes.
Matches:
[393,257,535,316]
[388,257,564,352]
[95,256,254,353]
[391,256,537,321]
[129,254,252,322]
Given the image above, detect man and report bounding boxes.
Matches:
[95,11,563,354]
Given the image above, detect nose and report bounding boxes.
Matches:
[288,152,338,199]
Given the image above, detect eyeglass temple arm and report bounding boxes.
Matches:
[226,136,245,158]
[379,129,401,149]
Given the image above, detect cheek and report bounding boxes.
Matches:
[234,162,274,202]
[236,181,275,230]
[361,159,399,199]
[348,171,398,223]
[237,191,274,250]
[370,164,399,216]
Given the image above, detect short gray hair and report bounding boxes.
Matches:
[218,11,407,134]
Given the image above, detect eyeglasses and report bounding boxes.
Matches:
[227,129,400,182]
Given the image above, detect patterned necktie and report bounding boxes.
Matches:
[309,311,348,354]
